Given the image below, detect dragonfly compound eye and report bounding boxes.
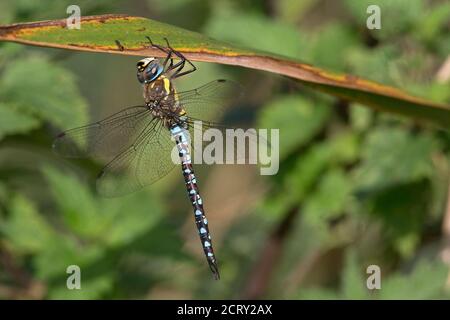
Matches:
[136,57,163,84]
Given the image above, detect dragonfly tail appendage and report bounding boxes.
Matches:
[208,258,220,280]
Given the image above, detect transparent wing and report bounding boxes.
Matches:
[96,120,177,197]
[52,106,151,162]
[165,79,243,121]
[53,79,246,197]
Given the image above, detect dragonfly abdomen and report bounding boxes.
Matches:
[170,125,220,280]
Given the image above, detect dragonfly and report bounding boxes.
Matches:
[53,38,256,280]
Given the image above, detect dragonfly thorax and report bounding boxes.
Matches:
[144,76,187,128]
[143,76,176,102]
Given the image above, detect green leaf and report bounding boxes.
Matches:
[34,238,103,279]
[341,250,369,299]
[415,2,450,42]
[0,55,88,129]
[0,102,40,139]
[355,128,436,190]
[1,194,54,254]
[43,166,164,247]
[33,237,114,299]
[100,192,164,247]
[0,15,448,127]
[438,33,450,58]
[48,273,114,299]
[258,95,331,160]
[205,10,304,60]
[307,24,359,72]
[365,180,431,257]
[288,131,359,198]
[303,169,353,225]
[380,259,448,299]
[276,0,316,24]
[350,103,374,132]
[344,0,425,39]
[42,166,98,238]
[263,132,358,218]
[346,45,398,85]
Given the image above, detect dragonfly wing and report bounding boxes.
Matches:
[166,79,243,121]
[96,120,177,197]
[53,106,151,162]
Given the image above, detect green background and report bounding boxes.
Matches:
[0,0,449,299]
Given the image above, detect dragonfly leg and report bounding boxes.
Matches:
[162,38,197,79]
[146,37,197,79]
[145,36,170,53]
[162,50,173,71]
[115,40,125,51]
[145,36,177,71]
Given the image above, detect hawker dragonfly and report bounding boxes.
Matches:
[53,38,259,280]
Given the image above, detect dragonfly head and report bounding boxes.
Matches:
[137,57,164,84]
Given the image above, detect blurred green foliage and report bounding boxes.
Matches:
[0,0,449,299]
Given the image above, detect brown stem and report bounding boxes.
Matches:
[0,245,46,299]
[241,206,300,299]
[441,181,450,289]
[436,55,450,84]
